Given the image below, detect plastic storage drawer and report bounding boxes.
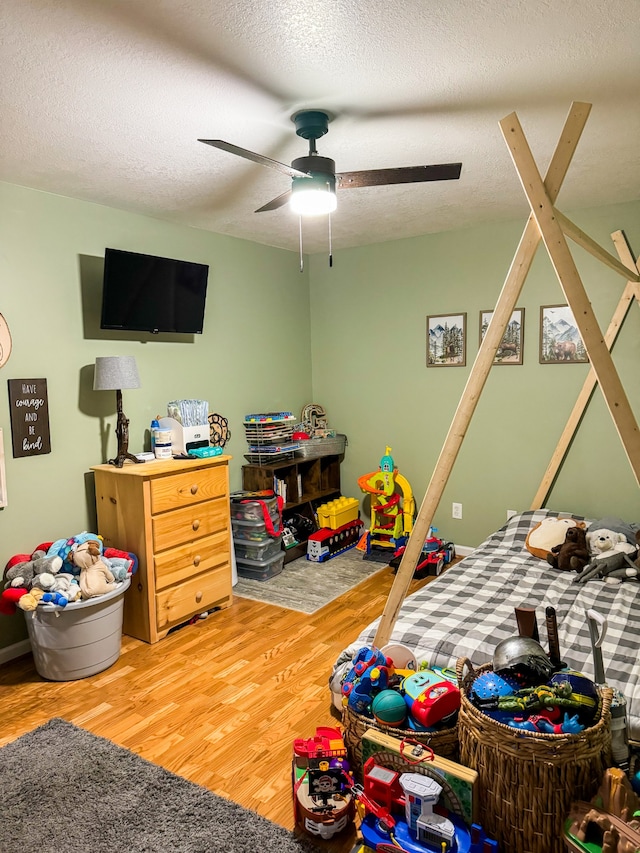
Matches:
[231,512,281,541]
[230,495,279,523]
[234,536,282,563]
[236,551,285,582]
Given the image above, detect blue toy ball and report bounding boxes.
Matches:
[371,689,407,727]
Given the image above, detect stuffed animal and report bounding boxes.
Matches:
[71,540,116,599]
[4,549,63,589]
[0,587,28,615]
[47,532,104,574]
[17,587,45,611]
[546,525,590,572]
[575,551,640,585]
[588,517,639,547]
[525,516,586,560]
[49,572,82,603]
[586,528,637,559]
[102,557,131,582]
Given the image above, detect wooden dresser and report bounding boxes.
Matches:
[92,455,233,643]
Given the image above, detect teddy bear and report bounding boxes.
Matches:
[71,540,116,599]
[3,549,63,589]
[546,525,591,572]
[586,527,638,559]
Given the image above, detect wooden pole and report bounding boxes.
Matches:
[500,112,640,485]
[531,232,640,508]
[373,103,592,648]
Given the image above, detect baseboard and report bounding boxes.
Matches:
[0,639,31,665]
[455,545,474,557]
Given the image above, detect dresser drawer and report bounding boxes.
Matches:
[155,564,232,631]
[152,495,229,552]
[155,530,229,590]
[150,465,228,514]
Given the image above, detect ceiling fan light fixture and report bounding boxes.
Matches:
[290,174,337,216]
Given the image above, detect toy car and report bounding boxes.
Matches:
[390,540,456,578]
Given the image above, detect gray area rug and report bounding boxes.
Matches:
[0,718,320,853]
[234,546,387,613]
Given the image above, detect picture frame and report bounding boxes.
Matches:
[427,313,466,367]
[539,304,589,364]
[479,308,525,365]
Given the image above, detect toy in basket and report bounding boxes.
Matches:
[338,645,460,773]
[353,754,497,853]
[292,726,355,840]
[456,655,612,853]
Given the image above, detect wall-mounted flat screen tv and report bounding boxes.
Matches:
[100,248,209,334]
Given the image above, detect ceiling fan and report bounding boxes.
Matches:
[198,109,462,216]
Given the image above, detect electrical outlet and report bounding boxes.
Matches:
[452,502,463,519]
[507,509,518,520]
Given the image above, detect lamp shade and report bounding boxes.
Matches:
[93,356,141,391]
[290,174,337,216]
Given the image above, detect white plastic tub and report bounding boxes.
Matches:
[23,578,130,681]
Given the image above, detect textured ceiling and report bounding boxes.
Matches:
[2,0,639,254]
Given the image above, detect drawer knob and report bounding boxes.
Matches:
[195,591,203,603]
[190,484,198,495]
[192,519,200,531]
[193,555,201,567]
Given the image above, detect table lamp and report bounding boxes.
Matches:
[93,355,143,467]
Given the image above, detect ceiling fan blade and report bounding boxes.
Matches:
[198,139,310,179]
[255,190,292,213]
[337,162,462,189]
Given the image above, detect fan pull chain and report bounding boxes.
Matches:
[299,216,304,273]
[328,212,333,267]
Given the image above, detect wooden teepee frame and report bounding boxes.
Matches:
[374,102,640,648]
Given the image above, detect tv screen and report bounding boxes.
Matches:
[100,248,209,334]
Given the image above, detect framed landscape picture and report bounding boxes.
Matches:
[479,308,524,365]
[539,304,589,363]
[427,313,466,367]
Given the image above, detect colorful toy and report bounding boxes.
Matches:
[391,530,456,578]
[357,446,415,559]
[306,519,364,562]
[402,671,461,728]
[292,726,355,840]
[372,689,408,727]
[508,711,584,734]
[352,756,497,852]
[341,646,393,716]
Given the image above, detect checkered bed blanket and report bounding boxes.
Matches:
[332,509,640,740]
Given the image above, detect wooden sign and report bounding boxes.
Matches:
[7,379,51,458]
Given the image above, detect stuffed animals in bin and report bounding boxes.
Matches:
[469,635,598,734]
[339,643,461,731]
[0,531,138,615]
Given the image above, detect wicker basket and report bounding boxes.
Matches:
[456,657,612,853]
[341,702,459,778]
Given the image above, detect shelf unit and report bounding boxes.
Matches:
[241,453,343,562]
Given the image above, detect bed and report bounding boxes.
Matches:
[331,508,640,741]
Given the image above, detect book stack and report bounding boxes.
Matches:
[243,412,300,464]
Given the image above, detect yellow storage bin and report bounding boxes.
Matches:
[317,496,359,529]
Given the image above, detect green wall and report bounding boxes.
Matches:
[309,201,640,547]
[1,180,639,653]
[0,181,311,650]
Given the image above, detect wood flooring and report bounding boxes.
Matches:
[0,562,445,853]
